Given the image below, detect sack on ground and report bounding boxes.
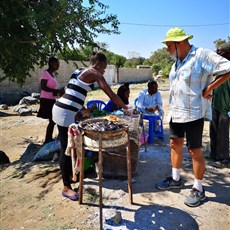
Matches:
[32,140,61,161]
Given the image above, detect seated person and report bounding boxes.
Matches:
[136,80,164,119]
[103,83,130,113]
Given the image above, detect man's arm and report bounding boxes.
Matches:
[136,91,146,111]
[203,72,230,99]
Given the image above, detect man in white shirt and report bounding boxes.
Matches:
[155,27,230,208]
[136,80,164,119]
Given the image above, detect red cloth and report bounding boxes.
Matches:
[66,123,82,182]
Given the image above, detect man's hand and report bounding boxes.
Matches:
[145,106,158,112]
[154,105,159,110]
[203,86,212,100]
[145,107,153,112]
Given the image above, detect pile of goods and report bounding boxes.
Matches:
[80,115,127,132]
[91,108,108,117]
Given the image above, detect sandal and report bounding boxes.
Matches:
[62,191,79,201]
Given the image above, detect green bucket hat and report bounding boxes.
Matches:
[162,27,193,44]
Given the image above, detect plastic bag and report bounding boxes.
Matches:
[32,140,61,161]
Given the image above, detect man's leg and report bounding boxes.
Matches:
[189,148,205,180]
[170,138,184,181]
[216,113,229,161]
[156,119,185,190]
[171,138,184,168]
[184,118,206,207]
[210,109,218,160]
[184,147,206,207]
[156,137,184,190]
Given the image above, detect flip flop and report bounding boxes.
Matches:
[62,191,79,201]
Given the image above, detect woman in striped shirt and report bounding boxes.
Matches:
[52,52,128,201]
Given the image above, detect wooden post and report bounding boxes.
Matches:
[126,130,133,204]
[98,133,103,230]
[79,133,85,204]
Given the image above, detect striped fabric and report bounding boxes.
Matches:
[52,70,94,127]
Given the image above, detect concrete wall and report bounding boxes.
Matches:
[118,68,152,83]
[0,61,152,105]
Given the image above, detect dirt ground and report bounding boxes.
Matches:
[0,87,229,230]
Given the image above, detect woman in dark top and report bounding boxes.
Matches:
[103,83,130,112]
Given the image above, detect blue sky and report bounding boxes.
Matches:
[96,0,230,58]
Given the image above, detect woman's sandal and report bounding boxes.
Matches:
[62,191,79,201]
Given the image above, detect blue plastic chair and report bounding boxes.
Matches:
[134,98,164,144]
[86,100,106,111]
[142,114,164,143]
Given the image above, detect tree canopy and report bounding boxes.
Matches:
[0,0,120,85]
[214,37,230,48]
[148,48,174,77]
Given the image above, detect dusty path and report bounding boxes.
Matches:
[0,85,229,230]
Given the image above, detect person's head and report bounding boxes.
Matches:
[90,51,107,74]
[216,43,230,61]
[48,57,59,71]
[147,80,158,95]
[162,27,193,60]
[117,83,130,104]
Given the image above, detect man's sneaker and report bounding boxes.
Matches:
[156,176,183,190]
[184,188,206,207]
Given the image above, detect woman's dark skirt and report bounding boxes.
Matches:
[37,98,55,120]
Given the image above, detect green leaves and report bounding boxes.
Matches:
[0,0,119,85]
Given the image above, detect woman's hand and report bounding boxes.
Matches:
[57,87,65,96]
[123,109,132,116]
[82,108,91,119]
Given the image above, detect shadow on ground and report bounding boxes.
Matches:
[104,204,198,230]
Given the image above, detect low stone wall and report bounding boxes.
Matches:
[0,61,152,105]
[119,68,152,83]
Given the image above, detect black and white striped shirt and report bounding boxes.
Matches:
[52,69,94,127]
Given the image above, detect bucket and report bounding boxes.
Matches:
[84,150,95,171]
[84,157,94,171]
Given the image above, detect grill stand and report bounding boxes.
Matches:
[78,129,133,230]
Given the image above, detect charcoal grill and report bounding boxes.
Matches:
[79,117,129,150]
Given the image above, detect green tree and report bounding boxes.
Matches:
[143,58,151,66]
[57,47,86,62]
[124,59,133,68]
[105,51,126,82]
[214,37,230,49]
[152,64,161,76]
[124,57,145,68]
[149,48,174,77]
[0,0,120,85]
[58,42,109,62]
[106,51,126,67]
